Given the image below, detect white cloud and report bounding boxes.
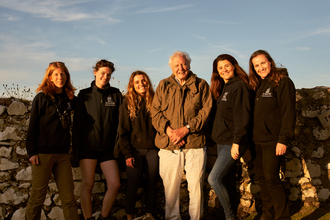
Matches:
[0,0,121,22]
[294,47,311,51]
[136,4,194,14]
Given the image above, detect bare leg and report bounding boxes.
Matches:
[80,159,98,219]
[100,160,121,217]
[127,214,133,220]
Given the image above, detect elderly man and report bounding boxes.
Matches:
[151,51,212,220]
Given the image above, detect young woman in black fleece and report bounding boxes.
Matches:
[208,54,252,220]
[249,50,295,220]
[25,62,78,220]
[118,71,158,220]
[73,60,122,220]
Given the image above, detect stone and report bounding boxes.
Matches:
[92,182,105,194]
[312,147,324,158]
[305,160,322,178]
[49,182,59,192]
[0,172,10,182]
[240,198,251,208]
[0,158,19,171]
[317,188,330,201]
[72,167,81,180]
[291,146,301,157]
[0,206,5,219]
[16,166,32,181]
[16,146,27,155]
[0,105,6,115]
[7,101,28,115]
[54,194,62,205]
[113,208,126,219]
[48,206,65,220]
[250,183,261,194]
[0,188,28,205]
[0,183,10,191]
[44,194,52,206]
[0,119,4,127]
[298,177,310,185]
[74,182,82,196]
[12,207,25,220]
[285,158,302,178]
[0,146,12,158]
[312,179,322,186]
[0,127,21,141]
[302,187,317,200]
[19,183,31,189]
[289,187,300,201]
[290,177,300,185]
[313,127,330,141]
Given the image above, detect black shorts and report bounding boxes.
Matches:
[79,148,116,163]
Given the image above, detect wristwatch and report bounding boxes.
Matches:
[186,124,190,131]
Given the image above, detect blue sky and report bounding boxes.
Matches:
[1,0,330,98]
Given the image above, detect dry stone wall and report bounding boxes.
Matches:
[0,87,330,220]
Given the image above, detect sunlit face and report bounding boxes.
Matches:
[252,54,272,79]
[217,60,235,83]
[94,67,112,89]
[133,74,148,96]
[51,68,67,90]
[171,55,190,82]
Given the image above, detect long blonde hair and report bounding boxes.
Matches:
[36,62,75,100]
[125,71,154,120]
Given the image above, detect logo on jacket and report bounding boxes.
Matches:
[221,92,228,101]
[105,96,116,106]
[262,88,272,97]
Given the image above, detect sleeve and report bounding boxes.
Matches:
[188,80,213,133]
[277,77,296,145]
[231,83,252,145]
[118,101,133,160]
[26,94,41,158]
[151,81,170,135]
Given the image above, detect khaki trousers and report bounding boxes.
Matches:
[25,153,78,220]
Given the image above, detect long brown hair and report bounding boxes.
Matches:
[210,54,249,100]
[125,71,154,120]
[248,50,288,91]
[36,62,75,100]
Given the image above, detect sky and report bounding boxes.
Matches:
[1,0,330,99]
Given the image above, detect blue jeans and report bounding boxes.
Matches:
[208,144,246,220]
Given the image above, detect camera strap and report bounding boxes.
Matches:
[49,94,68,117]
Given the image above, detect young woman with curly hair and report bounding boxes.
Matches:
[118,71,158,220]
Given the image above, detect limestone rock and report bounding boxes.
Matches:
[16,166,32,181]
[44,194,52,206]
[16,146,27,156]
[305,160,321,178]
[7,101,28,115]
[48,206,64,220]
[302,187,317,200]
[0,183,9,191]
[113,209,126,220]
[313,127,330,140]
[92,182,105,194]
[312,147,324,158]
[19,182,31,189]
[318,188,330,201]
[54,194,62,205]
[12,207,25,220]
[285,158,302,178]
[0,158,19,171]
[0,127,21,141]
[0,188,28,205]
[291,146,301,157]
[0,146,12,158]
[72,167,81,180]
[49,182,58,192]
[289,187,300,201]
[0,105,6,115]
[0,172,10,182]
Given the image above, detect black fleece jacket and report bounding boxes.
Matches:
[211,77,252,146]
[26,92,75,158]
[72,81,122,156]
[118,98,157,160]
[253,76,296,146]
